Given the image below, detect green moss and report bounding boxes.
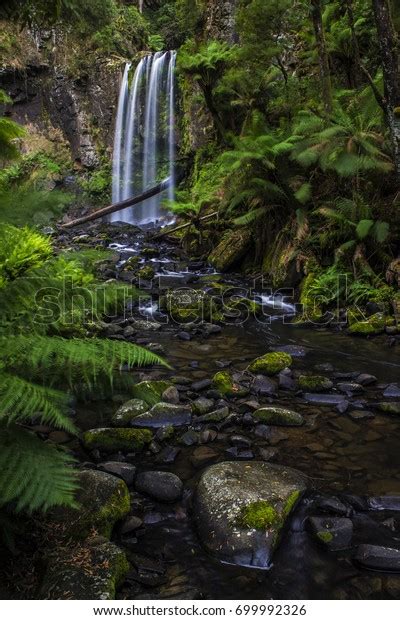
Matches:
[298,375,332,392]
[95,483,131,538]
[212,371,248,397]
[131,380,172,406]
[112,398,150,426]
[316,530,334,543]
[253,406,303,426]
[282,490,301,519]
[238,501,279,530]
[137,266,155,280]
[82,428,152,453]
[377,402,400,415]
[248,352,293,376]
[123,256,141,271]
[348,313,386,336]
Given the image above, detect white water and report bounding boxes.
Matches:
[111,52,177,225]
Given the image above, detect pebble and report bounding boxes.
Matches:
[135,471,183,502]
[97,461,136,486]
[191,379,212,391]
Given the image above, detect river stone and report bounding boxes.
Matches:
[162,385,180,404]
[298,375,333,392]
[248,352,293,376]
[40,542,129,600]
[192,397,214,415]
[50,470,130,540]
[354,545,400,572]
[112,399,149,426]
[303,393,346,405]
[135,471,183,502]
[82,428,152,453]
[131,402,192,428]
[251,375,277,396]
[253,406,304,426]
[308,516,353,550]
[131,380,172,406]
[194,462,307,568]
[377,402,400,416]
[196,407,230,423]
[383,384,400,398]
[357,373,377,386]
[367,496,400,511]
[98,462,136,486]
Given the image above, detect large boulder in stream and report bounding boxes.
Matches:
[50,470,130,540]
[194,461,307,568]
[40,541,129,600]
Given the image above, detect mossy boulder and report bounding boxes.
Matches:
[194,461,307,568]
[137,266,155,280]
[131,402,192,428]
[111,399,149,426]
[40,542,129,600]
[212,371,248,397]
[123,256,140,271]
[248,352,293,376]
[377,402,400,416]
[208,228,252,272]
[49,470,130,540]
[131,380,172,406]
[82,428,152,453]
[225,297,261,318]
[298,375,333,392]
[348,313,386,336]
[253,406,304,426]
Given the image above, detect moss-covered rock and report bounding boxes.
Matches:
[82,428,152,453]
[298,375,333,392]
[224,297,261,318]
[123,256,141,271]
[137,266,155,280]
[194,461,307,568]
[111,399,149,426]
[131,380,172,406]
[377,402,400,416]
[40,542,129,600]
[212,371,248,397]
[253,406,304,426]
[248,352,293,376]
[131,402,192,428]
[50,470,130,540]
[348,313,386,336]
[208,228,252,272]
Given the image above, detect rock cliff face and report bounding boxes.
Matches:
[0,28,122,169]
[204,0,238,43]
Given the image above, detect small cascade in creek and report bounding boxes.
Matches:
[111,51,177,226]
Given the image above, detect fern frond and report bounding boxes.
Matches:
[0,425,78,513]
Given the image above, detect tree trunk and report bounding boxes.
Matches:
[310,0,332,114]
[372,0,400,180]
[345,0,361,87]
[61,178,173,229]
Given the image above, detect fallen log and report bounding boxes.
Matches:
[151,212,218,239]
[61,177,173,229]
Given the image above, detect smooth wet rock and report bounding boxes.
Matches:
[348,409,375,420]
[194,461,307,568]
[98,462,136,486]
[131,403,192,428]
[298,375,333,392]
[367,496,400,511]
[131,381,172,406]
[253,406,304,426]
[317,497,349,516]
[248,352,293,376]
[162,385,180,404]
[120,516,143,534]
[196,407,230,423]
[377,402,400,416]
[278,370,296,391]
[135,471,183,502]
[383,384,400,398]
[180,430,199,446]
[225,447,254,460]
[337,382,364,395]
[50,470,130,540]
[191,379,212,391]
[251,375,277,396]
[303,393,346,405]
[112,399,149,426]
[308,516,353,550]
[357,374,377,386]
[354,545,400,572]
[192,397,215,416]
[82,428,152,453]
[40,542,129,600]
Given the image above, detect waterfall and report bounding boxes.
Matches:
[111,52,177,226]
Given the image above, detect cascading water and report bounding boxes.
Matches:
[111,51,177,226]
